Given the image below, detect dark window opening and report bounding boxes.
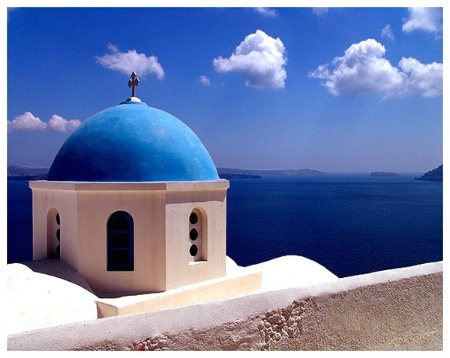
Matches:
[189,228,198,241]
[111,216,130,231]
[108,211,134,271]
[189,208,206,261]
[112,233,130,248]
[111,250,131,266]
[189,212,198,225]
[48,209,61,260]
[189,244,198,257]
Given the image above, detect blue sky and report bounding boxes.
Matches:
[5,4,444,173]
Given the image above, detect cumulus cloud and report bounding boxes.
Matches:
[397,57,443,97]
[8,112,81,133]
[381,24,395,41]
[95,44,165,79]
[7,112,47,131]
[199,75,211,86]
[308,38,442,99]
[213,30,287,89]
[254,8,277,17]
[402,7,443,33]
[48,115,81,133]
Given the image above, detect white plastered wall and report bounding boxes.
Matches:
[164,185,228,290]
[31,183,79,268]
[29,180,229,295]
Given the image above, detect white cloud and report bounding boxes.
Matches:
[254,8,277,17]
[199,75,211,86]
[308,38,442,99]
[7,112,47,131]
[213,30,287,89]
[381,24,395,41]
[309,39,404,97]
[95,44,165,80]
[397,57,443,97]
[402,7,443,33]
[48,115,81,133]
[8,112,81,133]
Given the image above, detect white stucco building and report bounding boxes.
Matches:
[29,73,238,295]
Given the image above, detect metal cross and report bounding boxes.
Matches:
[128,72,140,97]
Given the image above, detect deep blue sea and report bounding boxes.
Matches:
[7,174,443,277]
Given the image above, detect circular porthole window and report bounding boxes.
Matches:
[189,244,198,257]
[189,212,198,225]
[190,228,198,240]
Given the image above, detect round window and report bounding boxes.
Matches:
[190,228,198,240]
[189,244,198,257]
[189,212,198,225]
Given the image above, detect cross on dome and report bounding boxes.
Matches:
[128,72,140,97]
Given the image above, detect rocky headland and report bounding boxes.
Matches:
[414,165,443,182]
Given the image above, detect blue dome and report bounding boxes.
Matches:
[47,99,219,182]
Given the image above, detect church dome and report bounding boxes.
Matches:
[47,98,219,182]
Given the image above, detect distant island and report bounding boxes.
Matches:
[217,167,325,179]
[7,165,48,180]
[218,173,262,179]
[414,165,443,182]
[370,172,400,177]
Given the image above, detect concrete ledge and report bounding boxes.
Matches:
[30,179,230,191]
[7,261,443,351]
[96,269,262,317]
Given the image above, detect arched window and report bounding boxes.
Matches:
[189,208,206,262]
[47,209,60,259]
[107,211,134,271]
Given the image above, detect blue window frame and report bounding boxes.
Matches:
[107,211,134,271]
